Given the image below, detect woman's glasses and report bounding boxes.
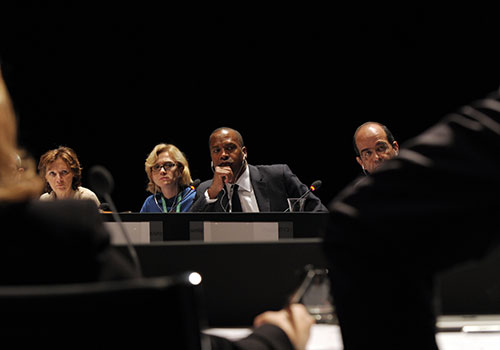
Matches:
[151,162,179,173]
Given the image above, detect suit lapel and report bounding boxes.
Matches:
[249,165,270,212]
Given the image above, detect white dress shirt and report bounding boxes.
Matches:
[204,165,260,212]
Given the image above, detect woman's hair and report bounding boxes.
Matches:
[144,143,193,194]
[38,146,83,193]
[0,70,44,201]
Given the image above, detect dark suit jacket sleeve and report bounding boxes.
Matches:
[190,180,220,212]
[324,90,500,349]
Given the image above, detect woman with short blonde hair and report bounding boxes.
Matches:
[140,143,195,212]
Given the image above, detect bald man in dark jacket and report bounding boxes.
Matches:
[324,90,500,349]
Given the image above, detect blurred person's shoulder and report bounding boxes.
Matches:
[0,199,108,244]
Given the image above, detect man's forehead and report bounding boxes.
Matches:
[210,138,237,148]
[358,125,387,142]
[361,124,384,137]
[210,130,239,146]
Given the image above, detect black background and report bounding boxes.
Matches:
[1,5,498,210]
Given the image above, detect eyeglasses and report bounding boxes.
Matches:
[151,162,178,172]
[359,143,391,161]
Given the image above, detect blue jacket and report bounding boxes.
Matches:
[140,187,195,213]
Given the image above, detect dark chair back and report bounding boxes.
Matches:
[0,272,208,349]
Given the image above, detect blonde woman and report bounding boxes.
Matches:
[38,146,100,207]
[140,143,195,212]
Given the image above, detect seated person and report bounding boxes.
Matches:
[353,121,399,175]
[325,90,500,349]
[38,146,100,207]
[191,127,327,212]
[140,143,196,212]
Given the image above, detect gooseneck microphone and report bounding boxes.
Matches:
[189,178,201,191]
[283,180,322,212]
[89,165,142,277]
[308,180,322,192]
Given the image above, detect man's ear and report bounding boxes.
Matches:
[392,141,399,156]
[356,156,364,169]
[242,146,247,160]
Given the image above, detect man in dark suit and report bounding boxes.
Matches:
[324,90,500,349]
[190,127,327,212]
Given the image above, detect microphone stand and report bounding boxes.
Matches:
[89,165,142,277]
[283,180,322,212]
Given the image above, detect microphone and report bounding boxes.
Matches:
[189,178,201,191]
[284,180,322,212]
[309,180,322,192]
[89,165,142,277]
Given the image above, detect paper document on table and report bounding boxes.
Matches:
[203,328,252,341]
[437,332,500,350]
[306,324,343,350]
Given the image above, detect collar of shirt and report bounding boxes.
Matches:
[225,164,252,193]
[225,164,259,212]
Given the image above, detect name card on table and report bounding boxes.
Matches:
[192,222,279,242]
[105,222,150,244]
